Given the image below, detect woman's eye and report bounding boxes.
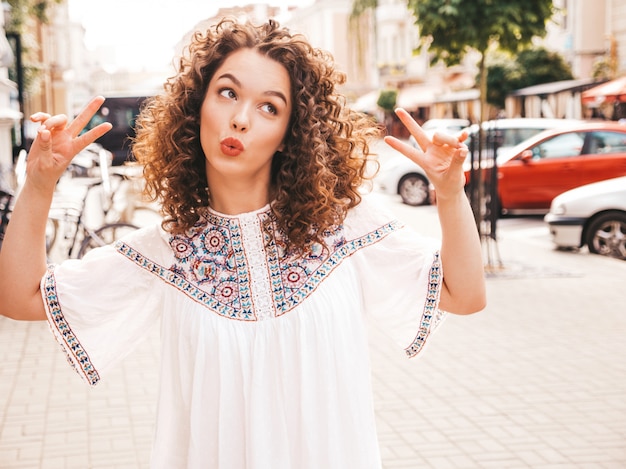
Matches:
[261,103,277,115]
[219,88,236,99]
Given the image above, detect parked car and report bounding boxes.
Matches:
[475,121,626,214]
[375,144,431,206]
[421,118,471,135]
[463,118,582,160]
[378,117,580,206]
[370,138,429,205]
[544,176,626,260]
[378,118,470,206]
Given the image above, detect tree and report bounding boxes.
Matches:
[485,46,573,109]
[406,0,556,231]
[514,47,574,89]
[5,0,62,28]
[377,89,397,112]
[4,0,63,93]
[3,0,62,152]
[407,0,555,122]
[483,51,520,110]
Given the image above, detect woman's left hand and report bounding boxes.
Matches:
[383,108,469,200]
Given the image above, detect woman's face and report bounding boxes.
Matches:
[200,48,292,194]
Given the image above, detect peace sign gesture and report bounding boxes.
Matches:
[27,96,113,193]
[384,108,468,200]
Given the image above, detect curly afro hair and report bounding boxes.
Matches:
[132,17,382,254]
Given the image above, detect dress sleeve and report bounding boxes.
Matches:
[41,227,165,386]
[347,195,446,358]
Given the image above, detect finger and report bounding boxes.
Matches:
[452,146,469,166]
[40,114,69,131]
[35,126,52,150]
[432,131,462,148]
[30,112,51,123]
[383,135,422,164]
[66,96,107,137]
[72,122,112,151]
[394,108,431,151]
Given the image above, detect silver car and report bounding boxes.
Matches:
[544,176,626,260]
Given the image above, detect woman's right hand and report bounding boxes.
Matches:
[0,97,113,321]
[27,96,113,193]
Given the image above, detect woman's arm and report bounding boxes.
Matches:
[383,108,486,315]
[0,97,112,320]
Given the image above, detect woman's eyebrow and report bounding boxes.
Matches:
[217,72,288,105]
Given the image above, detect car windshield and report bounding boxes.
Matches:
[499,128,549,147]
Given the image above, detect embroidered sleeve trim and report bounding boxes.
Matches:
[42,266,100,386]
[404,251,446,358]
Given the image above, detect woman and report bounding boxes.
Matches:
[0,18,485,469]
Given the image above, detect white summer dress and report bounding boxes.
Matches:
[42,194,445,469]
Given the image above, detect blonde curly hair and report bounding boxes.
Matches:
[132,17,381,253]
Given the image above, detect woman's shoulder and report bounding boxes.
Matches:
[115,222,172,260]
[343,191,403,237]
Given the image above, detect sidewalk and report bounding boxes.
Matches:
[373,199,626,468]
[1,197,625,468]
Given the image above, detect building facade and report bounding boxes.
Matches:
[5,0,626,150]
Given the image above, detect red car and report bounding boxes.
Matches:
[467,122,626,214]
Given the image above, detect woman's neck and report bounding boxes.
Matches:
[208,189,271,215]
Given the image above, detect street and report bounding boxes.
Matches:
[372,192,626,468]
[1,190,625,468]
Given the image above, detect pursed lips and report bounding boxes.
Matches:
[220,137,245,156]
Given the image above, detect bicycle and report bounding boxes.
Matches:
[46,145,145,261]
[1,150,58,253]
[2,144,159,261]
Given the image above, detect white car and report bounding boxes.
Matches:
[378,117,582,206]
[376,119,470,206]
[375,142,431,206]
[421,118,470,135]
[544,176,626,260]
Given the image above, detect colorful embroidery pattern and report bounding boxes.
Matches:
[164,212,253,319]
[404,251,445,358]
[43,267,100,385]
[116,209,402,321]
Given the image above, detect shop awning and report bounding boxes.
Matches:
[509,78,601,97]
[434,89,480,103]
[581,75,626,105]
[396,85,438,110]
[351,90,380,113]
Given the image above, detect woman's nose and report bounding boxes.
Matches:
[231,109,249,132]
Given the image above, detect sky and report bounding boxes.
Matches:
[67,0,315,72]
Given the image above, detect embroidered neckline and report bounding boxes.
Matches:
[117,218,403,321]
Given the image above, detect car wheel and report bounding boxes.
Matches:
[398,174,430,206]
[585,211,626,260]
